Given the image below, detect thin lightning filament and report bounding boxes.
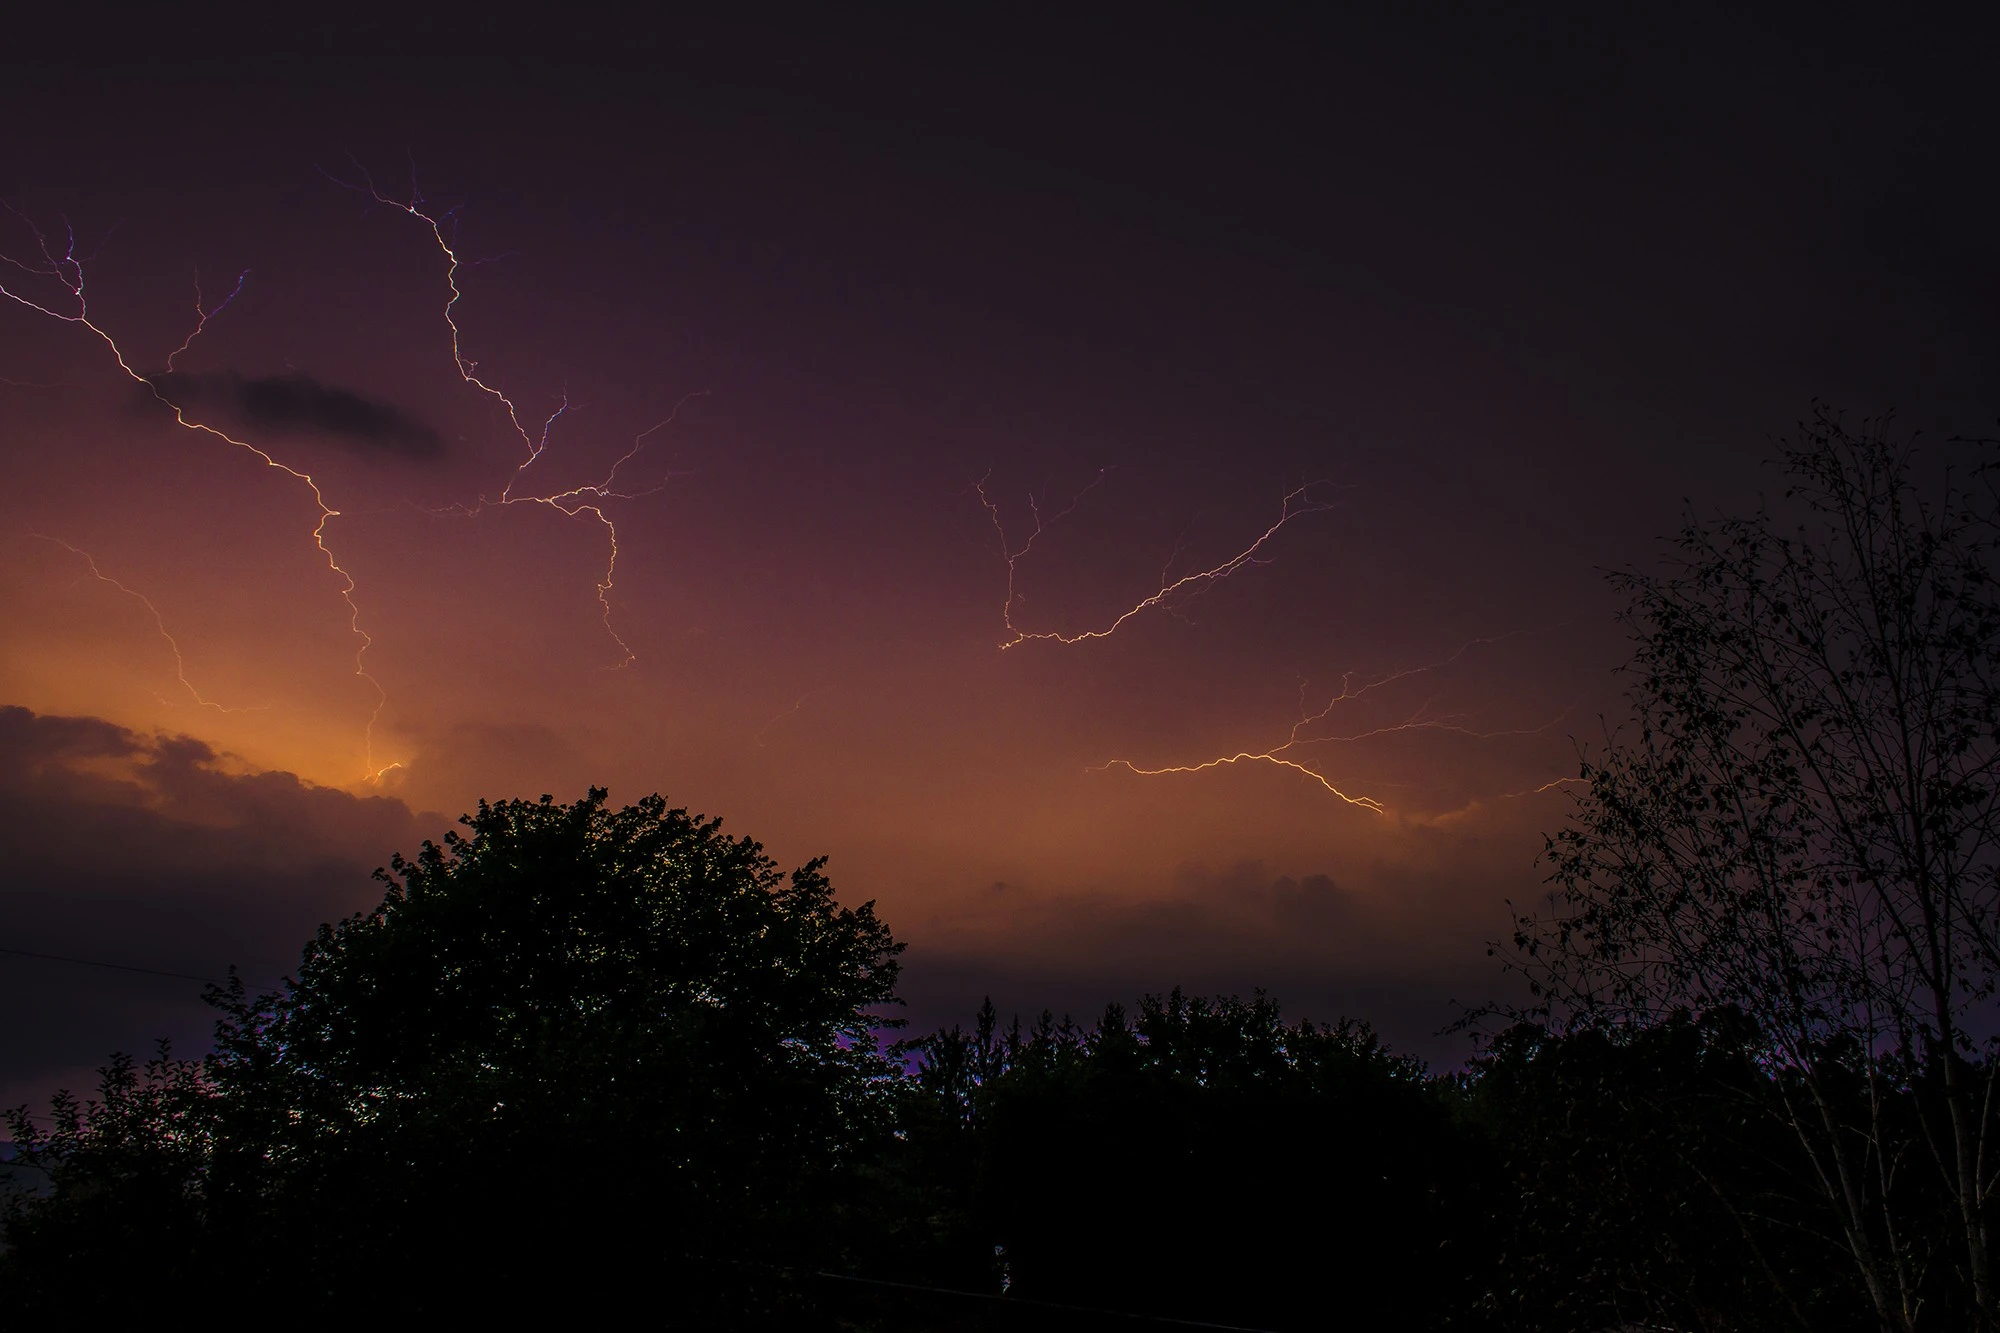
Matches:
[332,166,700,669]
[977,470,1338,650]
[0,205,390,775]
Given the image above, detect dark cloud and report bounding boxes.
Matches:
[0,706,441,1112]
[897,857,1519,1065]
[920,861,1368,973]
[145,370,443,460]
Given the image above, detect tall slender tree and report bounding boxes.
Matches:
[1507,411,2000,1331]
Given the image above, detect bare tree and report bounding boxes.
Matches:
[1508,410,2000,1332]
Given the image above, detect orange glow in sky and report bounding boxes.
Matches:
[4,10,1991,1109]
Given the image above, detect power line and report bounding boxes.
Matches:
[0,943,220,985]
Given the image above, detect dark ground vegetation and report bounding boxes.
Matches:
[3,792,1986,1331]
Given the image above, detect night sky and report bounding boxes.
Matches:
[3,6,1995,1110]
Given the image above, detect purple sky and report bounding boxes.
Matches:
[2,7,1995,1109]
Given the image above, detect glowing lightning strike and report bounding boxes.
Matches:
[0,203,392,776]
[331,166,699,669]
[1091,631,1574,816]
[752,687,825,749]
[28,535,257,714]
[1505,775,1587,798]
[977,470,1339,650]
[165,266,248,372]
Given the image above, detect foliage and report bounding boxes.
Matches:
[1462,1012,1882,1332]
[893,989,1482,1331]
[1504,411,2000,1330]
[4,790,905,1317]
[0,1043,215,1305]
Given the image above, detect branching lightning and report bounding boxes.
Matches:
[0,203,391,775]
[28,535,258,714]
[977,470,1338,649]
[332,166,699,669]
[4,168,697,783]
[976,472,1576,815]
[165,266,248,372]
[1092,631,1577,816]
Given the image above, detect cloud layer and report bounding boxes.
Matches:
[897,856,1526,1062]
[0,706,438,1113]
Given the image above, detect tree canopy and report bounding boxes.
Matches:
[7,789,906,1316]
[1505,411,2000,1331]
[277,788,902,1108]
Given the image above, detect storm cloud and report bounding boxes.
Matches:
[896,856,1526,1064]
[0,706,440,1111]
[146,370,444,460]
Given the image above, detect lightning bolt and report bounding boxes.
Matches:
[165,266,248,372]
[0,203,391,776]
[1504,775,1586,798]
[27,535,258,714]
[752,687,825,749]
[1092,631,1576,816]
[330,165,700,669]
[977,470,1338,649]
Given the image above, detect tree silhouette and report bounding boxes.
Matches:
[1460,1012,1878,1331]
[5,789,905,1316]
[0,1043,213,1307]
[897,990,1482,1330]
[1504,411,2000,1331]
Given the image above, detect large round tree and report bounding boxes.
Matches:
[203,790,901,1311]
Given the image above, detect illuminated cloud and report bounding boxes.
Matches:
[0,706,438,1111]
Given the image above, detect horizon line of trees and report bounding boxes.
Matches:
[7,964,1981,1330]
[5,410,1997,1331]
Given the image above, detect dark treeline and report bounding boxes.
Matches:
[6,414,1998,1329]
[889,994,1893,1331]
[0,961,1979,1329]
[0,796,1983,1330]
